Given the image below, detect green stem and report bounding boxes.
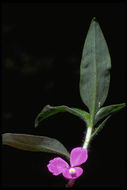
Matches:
[82,107,95,149]
[82,127,92,149]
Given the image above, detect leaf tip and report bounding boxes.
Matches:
[121,103,126,109]
[35,121,38,128]
[118,103,126,110]
[91,17,98,23]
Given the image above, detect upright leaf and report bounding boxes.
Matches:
[35,105,90,127]
[91,115,111,139]
[2,133,70,159]
[80,18,111,117]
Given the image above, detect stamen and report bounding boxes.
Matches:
[69,168,76,174]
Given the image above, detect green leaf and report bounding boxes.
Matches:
[35,105,90,127]
[91,115,111,139]
[80,17,111,117]
[2,133,70,159]
[95,103,126,124]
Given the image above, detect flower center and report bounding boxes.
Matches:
[69,168,76,174]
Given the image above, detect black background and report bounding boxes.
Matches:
[1,2,126,188]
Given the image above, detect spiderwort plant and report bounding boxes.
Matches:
[2,18,125,187]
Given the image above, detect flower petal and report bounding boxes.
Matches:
[70,147,88,167]
[47,157,69,176]
[62,167,83,179]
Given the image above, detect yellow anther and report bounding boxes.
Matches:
[69,168,76,173]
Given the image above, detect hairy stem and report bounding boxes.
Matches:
[82,127,92,149]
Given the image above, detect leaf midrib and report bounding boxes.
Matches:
[90,21,97,126]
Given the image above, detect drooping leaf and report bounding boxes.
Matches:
[2,133,70,159]
[80,17,111,117]
[95,103,126,124]
[91,115,111,139]
[35,105,90,127]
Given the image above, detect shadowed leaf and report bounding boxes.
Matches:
[35,105,90,127]
[2,133,70,159]
[95,103,126,124]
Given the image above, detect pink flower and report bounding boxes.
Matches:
[47,147,88,180]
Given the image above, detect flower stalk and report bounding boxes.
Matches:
[65,179,76,188]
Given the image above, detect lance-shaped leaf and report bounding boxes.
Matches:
[91,115,111,139]
[2,133,70,159]
[35,105,90,127]
[95,103,126,125]
[80,18,111,116]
